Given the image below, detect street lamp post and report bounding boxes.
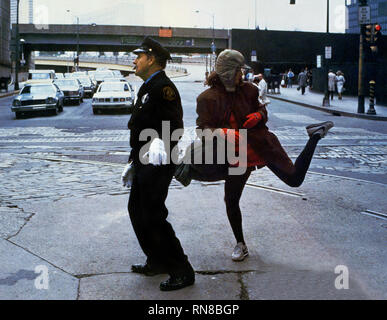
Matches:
[195,10,215,73]
[326,0,329,33]
[76,16,80,71]
[195,10,215,54]
[67,10,80,71]
[290,0,331,105]
[14,0,20,90]
[20,39,25,66]
[324,0,331,107]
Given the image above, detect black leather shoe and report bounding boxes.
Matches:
[159,274,195,291]
[131,264,167,276]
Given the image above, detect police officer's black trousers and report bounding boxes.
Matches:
[128,162,194,277]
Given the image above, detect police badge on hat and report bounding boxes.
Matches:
[141,93,149,104]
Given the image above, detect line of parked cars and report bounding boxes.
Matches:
[11,68,136,119]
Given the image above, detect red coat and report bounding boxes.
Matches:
[196,74,293,171]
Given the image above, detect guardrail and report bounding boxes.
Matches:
[36,55,188,73]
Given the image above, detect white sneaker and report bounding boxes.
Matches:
[306,121,334,138]
[231,242,249,261]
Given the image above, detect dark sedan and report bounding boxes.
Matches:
[54,79,84,105]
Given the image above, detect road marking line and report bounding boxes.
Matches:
[17,155,123,167]
[245,183,305,198]
[360,210,387,220]
[308,171,387,186]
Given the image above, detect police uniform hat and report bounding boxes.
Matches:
[133,36,172,61]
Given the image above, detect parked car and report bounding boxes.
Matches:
[94,70,115,87]
[25,69,56,85]
[101,77,128,83]
[77,76,96,98]
[112,70,123,78]
[54,78,84,105]
[92,81,135,114]
[87,71,98,87]
[11,83,64,119]
[68,71,88,78]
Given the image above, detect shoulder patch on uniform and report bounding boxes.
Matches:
[162,86,176,101]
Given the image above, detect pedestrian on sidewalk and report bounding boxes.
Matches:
[297,69,308,95]
[254,73,270,106]
[204,71,209,86]
[246,69,254,82]
[121,37,195,291]
[281,74,287,88]
[307,69,313,89]
[328,69,336,100]
[336,71,345,100]
[174,49,334,262]
[287,69,294,88]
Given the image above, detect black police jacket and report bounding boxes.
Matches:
[127,70,184,163]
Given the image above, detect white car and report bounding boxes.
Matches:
[94,70,115,87]
[101,77,128,83]
[92,81,135,114]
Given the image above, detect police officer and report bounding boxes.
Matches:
[121,37,195,291]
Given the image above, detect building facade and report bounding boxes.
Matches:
[10,0,33,27]
[1,0,11,77]
[346,0,387,33]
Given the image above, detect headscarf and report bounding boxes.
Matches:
[215,49,246,92]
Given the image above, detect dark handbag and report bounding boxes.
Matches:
[175,139,229,185]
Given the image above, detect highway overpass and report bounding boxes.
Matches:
[15,24,230,54]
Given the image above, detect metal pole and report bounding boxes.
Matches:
[76,17,80,71]
[358,23,366,113]
[327,0,329,33]
[367,80,377,114]
[212,14,215,54]
[322,0,330,106]
[322,59,330,106]
[255,0,257,29]
[14,0,20,90]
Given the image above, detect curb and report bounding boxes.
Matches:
[268,94,387,121]
[0,90,19,99]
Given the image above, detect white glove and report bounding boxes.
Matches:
[121,162,134,188]
[143,138,167,166]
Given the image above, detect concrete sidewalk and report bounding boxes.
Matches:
[268,87,387,121]
[0,83,18,99]
[1,166,386,300]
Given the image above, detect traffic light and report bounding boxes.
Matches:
[365,24,382,53]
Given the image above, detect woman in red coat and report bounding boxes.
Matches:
[175,49,333,261]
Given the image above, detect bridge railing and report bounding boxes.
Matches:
[35,55,188,73]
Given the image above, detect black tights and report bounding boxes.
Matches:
[224,134,321,244]
[267,133,321,187]
[224,167,253,244]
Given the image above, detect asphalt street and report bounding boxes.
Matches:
[0,70,386,184]
[0,65,386,300]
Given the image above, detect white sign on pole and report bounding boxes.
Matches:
[358,6,371,25]
[325,46,332,59]
[316,55,322,68]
